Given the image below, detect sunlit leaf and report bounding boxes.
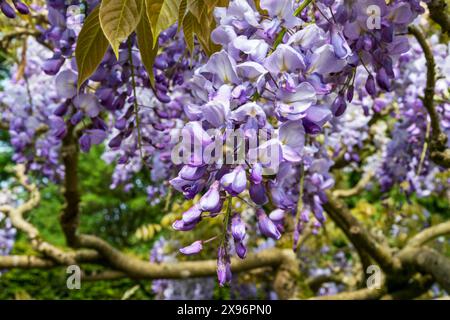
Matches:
[177,0,188,32]
[146,0,181,46]
[136,2,159,87]
[75,6,109,89]
[182,11,195,53]
[187,0,205,21]
[193,8,220,55]
[99,0,143,58]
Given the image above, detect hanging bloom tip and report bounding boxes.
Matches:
[179,240,203,255]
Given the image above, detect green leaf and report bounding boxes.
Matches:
[99,0,143,58]
[193,9,220,56]
[182,11,195,53]
[177,0,187,32]
[136,2,159,87]
[75,6,109,89]
[146,0,181,46]
[187,0,205,21]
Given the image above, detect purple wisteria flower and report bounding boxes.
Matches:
[179,240,203,255]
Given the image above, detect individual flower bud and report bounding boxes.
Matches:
[231,213,246,242]
[172,218,200,231]
[49,116,67,140]
[53,101,69,116]
[376,68,391,91]
[220,166,247,196]
[312,220,322,235]
[330,25,351,59]
[331,94,347,117]
[312,195,326,223]
[117,155,128,165]
[208,199,224,215]
[1,1,16,18]
[346,85,354,102]
[179,165,207,181]
[182,205,202,224]
[250,163,263,184]
[42,56,65,75]
[115,117,127,131]
[154,55,169,70]
[293,220,306,252]
[70,110,84,125]
[217,246,231,286]
[179,240,203,255]
[256,209,281,240]
[111,94,126,110]
[235,241,247,259]
[79,134,91,153]
[362,36,373,51]
[365,74,376,96]
[156,90,171,103]
[199,181,221,211]
[300,209,310,222]
[249,182,268,205]
[13,1,29,15]
[302,118,321,135]
[269,209,285,222]
[108,133,123,149]
[381,24,394,43]
[269,208,285,233]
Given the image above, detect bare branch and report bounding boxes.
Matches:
[4,165,77,265]
[332,171,374,198]
[306,274,348,293]
[408,25,450,168]
[323,193,400,273]
[407,221,450,247]
[380,275,434,300]
[398,247,450,292]
[60,124,81,247]
[77,233,296,279]
[309,286,386,300]
[0,255,55,269]
[0,250,101,269]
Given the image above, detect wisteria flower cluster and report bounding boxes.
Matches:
[2,0,449,289]
[168,0,421,285]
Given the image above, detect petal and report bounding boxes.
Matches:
[199,50,239,85]
[264,44,306,74]
[179,240,203,255]
[287,24,326,49]
[236,61,268,81]
[232,36,269,62]
[308,44,347,76]
[55,70,77,98]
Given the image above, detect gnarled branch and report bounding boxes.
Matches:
[408,25,450,168]
[323,193,400,273]
[398,247,450,292]
[407,221,450,247]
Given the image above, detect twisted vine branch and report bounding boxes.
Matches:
[408,25,450,168]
